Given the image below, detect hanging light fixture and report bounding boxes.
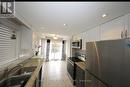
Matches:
[53,35,58,40]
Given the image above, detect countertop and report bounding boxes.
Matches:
[22,58,43,87]
[75,62,86,70]
[0,58,43,87]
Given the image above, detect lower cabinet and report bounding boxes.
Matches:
[75,65,85,87]
[85,71,108,87]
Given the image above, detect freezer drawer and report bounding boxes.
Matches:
[85,70,108,87]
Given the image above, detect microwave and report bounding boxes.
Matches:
[72,39,82,49]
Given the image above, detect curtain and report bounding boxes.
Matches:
[61,40,66,60]
[46,39,50,62]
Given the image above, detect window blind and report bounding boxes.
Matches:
[0,24,16,65]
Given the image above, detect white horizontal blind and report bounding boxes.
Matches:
[0,24,16,65]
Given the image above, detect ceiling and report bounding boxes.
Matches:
[15,2,130,37]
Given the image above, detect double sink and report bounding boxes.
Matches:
[0,64,37,87]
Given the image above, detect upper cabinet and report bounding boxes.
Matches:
[86,26,101,42]
[100,15,128,40]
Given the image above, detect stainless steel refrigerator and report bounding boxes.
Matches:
[85,38,130,87]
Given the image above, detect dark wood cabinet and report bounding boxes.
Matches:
[75,65,85,87]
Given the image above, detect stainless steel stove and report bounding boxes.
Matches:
[67,51,87,85]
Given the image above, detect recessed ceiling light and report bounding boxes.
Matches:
[102,14,107,18]
[53,36,58,40]
[63,24,67,26]
[53,35,58,39]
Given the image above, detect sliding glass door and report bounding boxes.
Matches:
[49,40,62,61]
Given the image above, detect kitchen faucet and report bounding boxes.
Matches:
[4,64,24,78]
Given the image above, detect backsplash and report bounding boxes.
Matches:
[19,49,34,59]
[74,50,86,62]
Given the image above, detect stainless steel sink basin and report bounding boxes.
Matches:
[20,66,37,74]
[8,66,37,77]
[0,66,37,87]
[0,74,31,87]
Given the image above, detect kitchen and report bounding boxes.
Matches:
[0,1,130,87]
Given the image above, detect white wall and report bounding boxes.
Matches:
[0,19,33,69]
[72,13,130,51]
[32,32,41,50]
[18,25,33,59]
[66,38,71,58]
[21,26,32,50]
[86,26,101,42]
[100,15,125,40]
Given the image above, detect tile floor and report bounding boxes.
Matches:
[41,61,74,87]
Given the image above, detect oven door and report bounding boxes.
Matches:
[67,59,74,80]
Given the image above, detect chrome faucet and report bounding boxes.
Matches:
[5,64,24,77]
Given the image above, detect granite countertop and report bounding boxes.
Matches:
[75,62,86,70]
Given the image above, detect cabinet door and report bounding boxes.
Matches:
[76,65,85,87]
[100,16,125,40]
[85,71,108,87]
